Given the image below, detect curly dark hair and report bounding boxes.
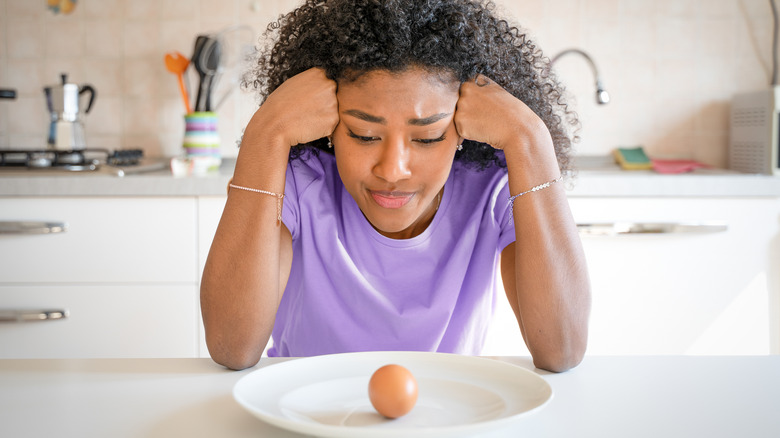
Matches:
[244,0,579,172]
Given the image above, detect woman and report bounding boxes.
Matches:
[201,0,591,372]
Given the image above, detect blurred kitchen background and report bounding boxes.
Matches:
[0,0,775,166]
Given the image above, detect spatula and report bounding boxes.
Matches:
[164,51,192,114]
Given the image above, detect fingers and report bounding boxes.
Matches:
[261,67,340,147]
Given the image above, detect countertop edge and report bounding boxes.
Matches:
[1,157,780,198]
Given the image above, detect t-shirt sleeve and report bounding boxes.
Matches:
[494,176,515,252]
[281,162,301,240]
[282,154,329,241]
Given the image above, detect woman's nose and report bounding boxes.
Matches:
[373,138,412,183]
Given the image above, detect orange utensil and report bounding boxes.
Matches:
[164,51,192,114]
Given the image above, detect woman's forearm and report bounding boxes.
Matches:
[200,127,292,370]
[502,129,591,373]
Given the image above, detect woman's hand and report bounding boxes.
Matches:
[243,67,340,149]
[454,75,547,152]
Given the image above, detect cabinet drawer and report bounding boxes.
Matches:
[0,284,198,358]
[568,197,779,355]
[0,197,197,283]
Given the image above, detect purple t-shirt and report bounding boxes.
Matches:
[267,152,515,357]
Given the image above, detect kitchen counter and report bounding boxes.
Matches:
[0,156,778,197]
[0,157,234,197]
[1,355,778,438]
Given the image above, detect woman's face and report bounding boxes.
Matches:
[333,67,461,239]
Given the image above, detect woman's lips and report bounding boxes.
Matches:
[369,190,414,209]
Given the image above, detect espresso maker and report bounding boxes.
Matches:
[44,73,96,150]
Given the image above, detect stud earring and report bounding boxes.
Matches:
[456,143,463,151]
[327,137,333,149]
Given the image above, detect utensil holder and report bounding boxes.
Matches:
[182,111,221,172]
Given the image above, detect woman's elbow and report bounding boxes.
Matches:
[532,337,587,373]
[533,350,584,373]
[210,348,262,371]
[205,335,264,370]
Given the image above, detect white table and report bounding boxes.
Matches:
[1,355,778,437]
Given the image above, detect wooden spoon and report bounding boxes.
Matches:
[164,51,192,114]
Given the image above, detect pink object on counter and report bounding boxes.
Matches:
[651,159,709,174]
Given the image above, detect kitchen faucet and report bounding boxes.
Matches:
[551,48,610,105]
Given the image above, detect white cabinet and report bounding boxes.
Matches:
[568,197,780,356]
[0,285,198,358]
[4,192,777,359]
[0,197,200,358]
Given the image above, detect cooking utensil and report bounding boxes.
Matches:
[191,35,210,112]
[202,25,255,112]
[201,38,222,111]
[164,51,192,114]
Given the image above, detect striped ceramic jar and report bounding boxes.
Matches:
[183,112,220,158]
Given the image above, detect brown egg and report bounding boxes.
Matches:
[368,364,418,419]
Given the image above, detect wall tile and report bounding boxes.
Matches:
[699,18,738,58]
[6,0,40,18]
[123,57,160,98]
[6,96,46,135]
[656,18,699,59]
[44,58,84,87]
[123,96,159,135]
[656,0,700,18]
[583,0,621,23]
[123,21,159,58]
[200,0,237,20]
[125,134,162,155]
[8,133,47,149]
[82,59,124,97]
[583,19,621,57]
[620,0,655,17]
[81,0,124,19]
[7,20,45,59]
[739,0,773,18]
[0,56,8,148]
[84,19,124,59]
[694,131,728,167]
[5,59,45,96]
[0,10,6,58]
[85,95,123,135]
[161,0,199,21]
[619,18,655,56]
[160,20,201,57]
[45,18,86,58]
[125,0,159,20]
[701,0,738,18]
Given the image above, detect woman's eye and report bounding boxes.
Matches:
[347,130,379,143]
[415,134,447,145]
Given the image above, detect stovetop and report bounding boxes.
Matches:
[0,148,143,171]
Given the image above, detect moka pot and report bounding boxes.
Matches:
[45,73,96,150]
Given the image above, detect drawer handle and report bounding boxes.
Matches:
[0,309,69,322]
[577,222,728,236]
[0,221,67,235]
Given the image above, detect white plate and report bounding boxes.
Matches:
[233,351,552,437]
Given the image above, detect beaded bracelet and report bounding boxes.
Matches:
[228,183,285,225]
[508,175,563,213]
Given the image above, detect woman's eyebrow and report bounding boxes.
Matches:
[343,109,451,126]
[408,112,451,126]
[343,109,386,124]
